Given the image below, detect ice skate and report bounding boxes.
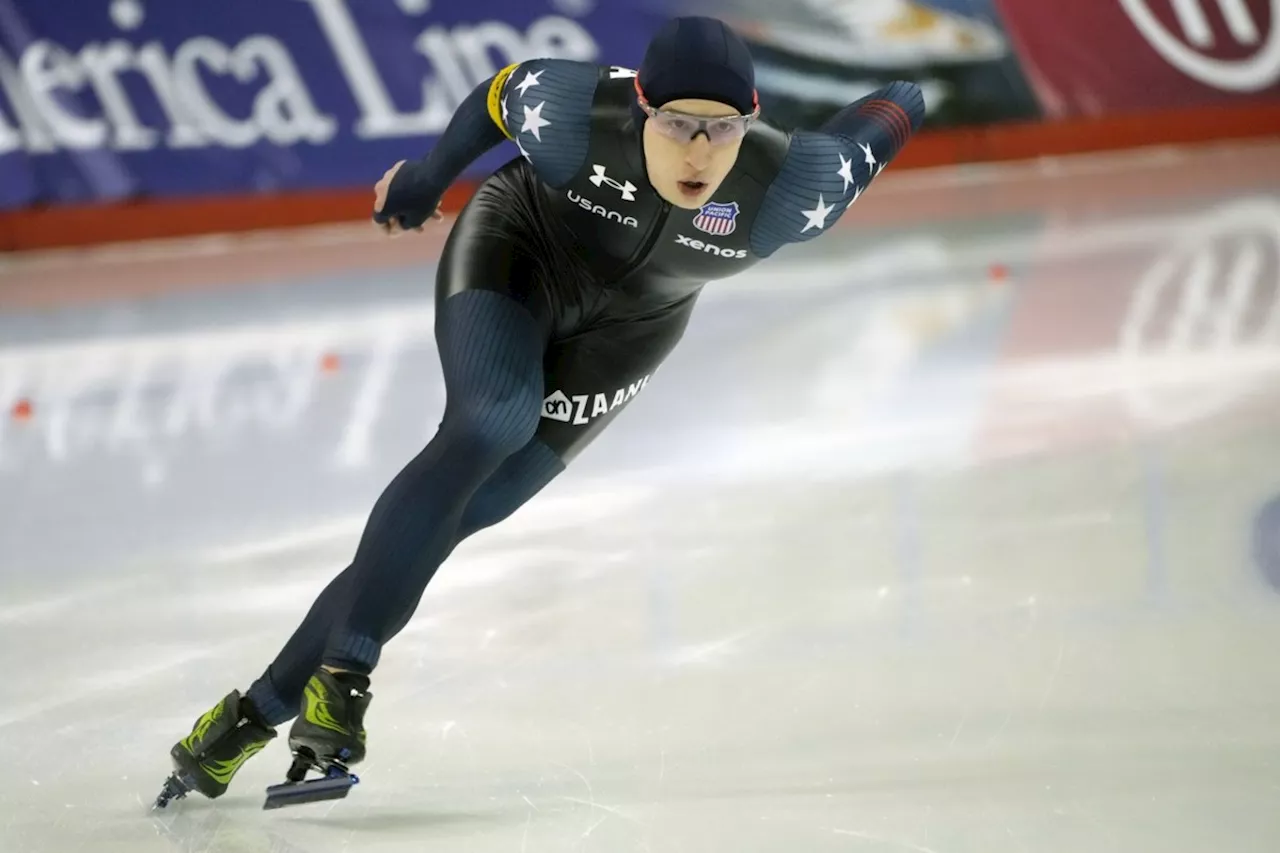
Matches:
[262,669,371,810]
[154,689,277,808]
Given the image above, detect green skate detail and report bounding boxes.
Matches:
[166,689,277,800]
[201,737,271,785]
[287,671,372,772]
[179,699,226,755]
[303,677,351,736]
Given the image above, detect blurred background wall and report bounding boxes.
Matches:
[1,0,1278,251]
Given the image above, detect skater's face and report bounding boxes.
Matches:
[641,98,748,210]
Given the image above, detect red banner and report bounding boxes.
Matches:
[995,0,1280,117]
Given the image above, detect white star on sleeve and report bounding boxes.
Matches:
[859,141,877,170]
[516,138,532,162]
[514,69,544,97]
[520,101,551,142]
[501,95,509,124]
[836,152,855,193]
[801,194,835,232]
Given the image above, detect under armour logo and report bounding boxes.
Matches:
[589,164,637,201]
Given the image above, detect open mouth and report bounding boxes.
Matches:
[677,180,707,197]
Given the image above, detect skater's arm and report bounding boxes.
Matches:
[748,82,924,258]
[374,73,510,229]
[818,80,924,175]
[376,59,599,230]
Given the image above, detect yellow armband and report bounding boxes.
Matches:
[487,63,520,140]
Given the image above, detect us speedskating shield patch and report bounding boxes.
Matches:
[692,201,739,236]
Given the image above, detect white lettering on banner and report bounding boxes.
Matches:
[171,38,258,149]
[110,0,145,32]
[0,27,335,153]
[1171,0,1258,45]
[0,0,598,154]
[304,0,599,139]
[240,36,337,146]
[130,43,204,149]
[20,41,110,150]
[304,0,451,137]
[1118,0,1280,91]
[453,22,529,82]
[169,36,336,149]
[79,41,159,150]
[417,28,481,107]
[0,49,53,154]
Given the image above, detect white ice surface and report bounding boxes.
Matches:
[2,144,1280,852]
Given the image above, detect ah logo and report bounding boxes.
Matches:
[541,376,652,425]
[541,390,574,423]
[692,201,739,236]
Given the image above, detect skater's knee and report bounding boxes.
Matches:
[442,393,541,463]
[456,440,563,541]
[457,492,518,540]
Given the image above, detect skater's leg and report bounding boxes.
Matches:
[273,401,566,796]
[262,285,702,800]
[244,563,358,725]
[381,437,565,635]
[244,437,564,725]
[163,165,563,803]
[245,293,702,723]
[245,166,563,722]
[321,287,547,675]
[272,287,547,786]
[455,437,565,541]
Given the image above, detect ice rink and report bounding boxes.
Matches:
[2,141,1280,852]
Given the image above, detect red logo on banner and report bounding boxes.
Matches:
[995,0,1280,113]
[1119,0,1280,90]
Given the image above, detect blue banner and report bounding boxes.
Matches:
[0,0,662,209]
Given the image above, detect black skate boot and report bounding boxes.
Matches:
[262,669,372,810]
[154,689,277,808]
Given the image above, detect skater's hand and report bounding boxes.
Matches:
[372,160,444,236]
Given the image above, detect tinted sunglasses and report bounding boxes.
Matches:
[634,78,760,146]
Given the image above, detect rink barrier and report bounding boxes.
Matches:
[2,100,1279,253]
[0,137,1273,312]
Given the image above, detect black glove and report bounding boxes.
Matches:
[372,158,442,229]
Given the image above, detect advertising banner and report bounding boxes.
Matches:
[0,0,660,209]
[993,0,1280,117]
[676,0,1044,131]
[2,0,1279,213]
[674,0,1280,127]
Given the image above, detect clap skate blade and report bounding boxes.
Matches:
[153,771,195,809]
[262,747,360,810]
